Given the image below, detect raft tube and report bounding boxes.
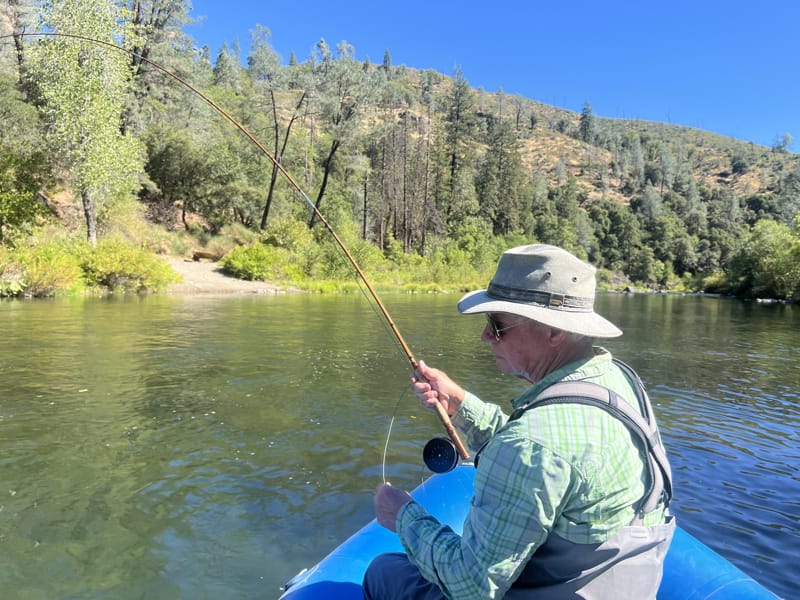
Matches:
[280,465,778,599]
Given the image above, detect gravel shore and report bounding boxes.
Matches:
[163,257,293,295]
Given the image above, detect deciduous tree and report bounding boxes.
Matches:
[27,0,144,246]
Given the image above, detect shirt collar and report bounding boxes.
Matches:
[512,346,612,409]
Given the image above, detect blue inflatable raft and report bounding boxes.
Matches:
[280,465,779,599]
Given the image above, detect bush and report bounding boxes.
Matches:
[262,217,315,253]
[0,247,27,297]
[0,239,85,297]
[13,240,85,296]
[221,243,304,281]
[727,219,800,299]
[81,238,180,293]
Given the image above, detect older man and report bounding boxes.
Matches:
[364,244,674,599]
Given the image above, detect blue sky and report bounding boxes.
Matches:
[186,0,798,150]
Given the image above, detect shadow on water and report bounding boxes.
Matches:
[0,293,797,598]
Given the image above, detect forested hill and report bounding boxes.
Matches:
[458,82,796,206]
[1,1,799,300]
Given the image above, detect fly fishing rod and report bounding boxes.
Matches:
[8,31,469,460]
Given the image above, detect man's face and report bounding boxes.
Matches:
[482,314,554,383]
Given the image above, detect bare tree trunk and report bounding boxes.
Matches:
[261,90,306,229]
[421,108,433,256]
[362,170,368,240]
[308,139,340,229]
[402,116,410,252]
[82,189,98,247]
[7,0,29,88]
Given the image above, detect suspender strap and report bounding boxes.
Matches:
[509,361,673,520]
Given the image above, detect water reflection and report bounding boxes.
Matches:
[0,293,797,599]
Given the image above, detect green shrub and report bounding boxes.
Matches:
[0,247,26,297]
[221,243,304,281]
[81,238,180,293]
[262,217,316,252]
[4,240,85,297]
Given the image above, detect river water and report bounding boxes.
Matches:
[0,292,797,599]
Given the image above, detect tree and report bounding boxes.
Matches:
[475,118,527,234]
[127,0,191,80]
[684,178,707,235]
[143,128,225,229]
[658,145,677,194]
[635,182,663,226]
[578,100,596,144]
[648,208,698,276]
[247,25,308,229]
[704,187,746,271]
[1,0,39,87]
[531,176,583,253]
[124,0,195,133]
[728,219,800,299]
[0,74,50,241]
[589,199,644,273]
[213,42,242,90]
[381,49,392,74]
[772,132,792,153]
[27,0,144,246]
[430,68,478,228]
[776,161,800,224]
[308,40,378,229]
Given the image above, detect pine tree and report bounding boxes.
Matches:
[579,100,596,144]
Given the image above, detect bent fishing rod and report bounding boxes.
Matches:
[9,31,469,460]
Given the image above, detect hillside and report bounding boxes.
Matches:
[1,24,799,300]
[466,83,798,206]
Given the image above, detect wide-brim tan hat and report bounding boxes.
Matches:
[458,244,622,338]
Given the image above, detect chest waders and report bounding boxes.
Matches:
[507,359,673,521]
[492,360,676,599]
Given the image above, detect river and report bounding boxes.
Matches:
[0,292,797,599]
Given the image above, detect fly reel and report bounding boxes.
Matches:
[423,437,461,473]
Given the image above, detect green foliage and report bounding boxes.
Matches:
[475,119,529,234]
[80,238,180,293]
[579,101,596,144]
[727,220,800,299]
[262,217,316,253]
[8,239,85,296]
[0,236,87,297]
[0,188,47,242]
[0,246,27,297]
[0,130,51,241]
[3,9,799,300]
[312,229,386,280]
[26,0,144,245]
[221,243,304,281]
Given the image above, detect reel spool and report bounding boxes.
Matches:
[423,437,461,473]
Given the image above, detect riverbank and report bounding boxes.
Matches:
[164,257,298,295]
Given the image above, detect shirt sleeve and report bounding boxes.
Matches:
[397,424,576,599]
[453,391,509,452]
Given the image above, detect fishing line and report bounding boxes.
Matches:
[381,390,441,486]
[5,30,468,460]
[381,391,406,484]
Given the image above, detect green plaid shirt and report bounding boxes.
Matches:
[397,348,667,599]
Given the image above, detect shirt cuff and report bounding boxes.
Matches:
[452,390,482,428]
[396,499,427,534]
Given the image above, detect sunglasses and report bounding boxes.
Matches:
[486,314,521,341]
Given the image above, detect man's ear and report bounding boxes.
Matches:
[547,327,569,346]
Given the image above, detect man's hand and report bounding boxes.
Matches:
[411,360,465,417]
[374,483,413,532]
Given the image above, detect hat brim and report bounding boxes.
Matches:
[457,289,622,338]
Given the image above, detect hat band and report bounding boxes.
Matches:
[488,283,594,312]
